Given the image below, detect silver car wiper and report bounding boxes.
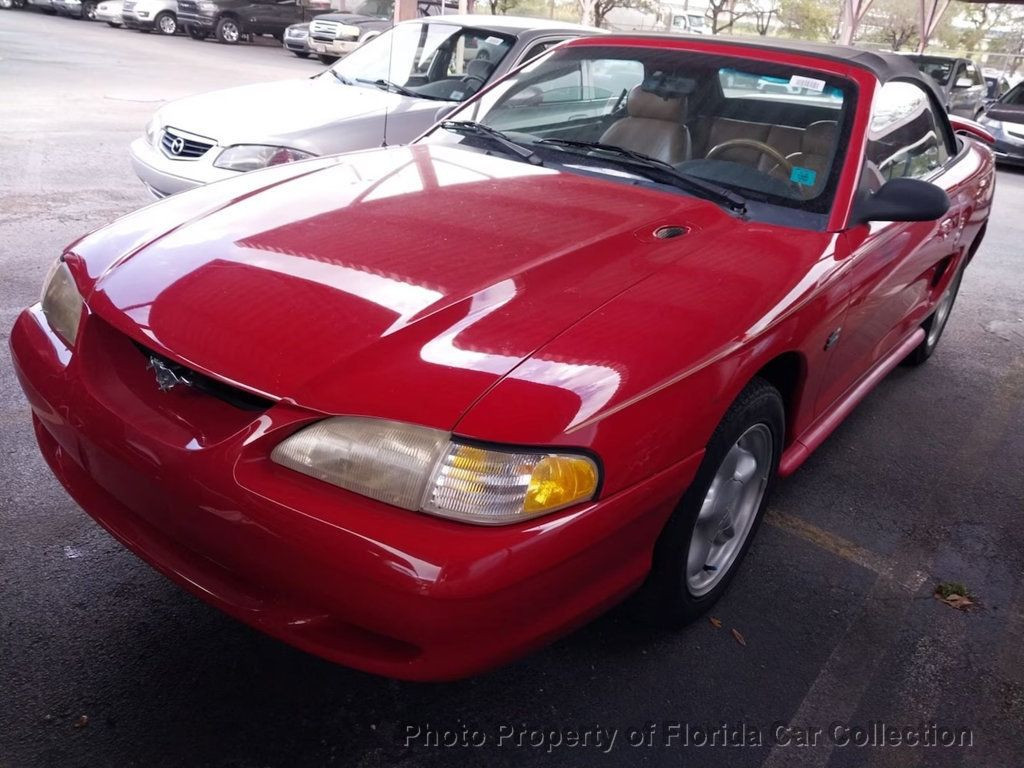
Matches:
[330,70,354,86]
[358,77,448,102]
[537,138,747,214]
[440,120,544,166]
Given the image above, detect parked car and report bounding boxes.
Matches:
[13,35,994,680]
[95,0,123,24]
[178,0,331,44]
[982,68,1012,101]
[52,0,98,17]
[306,11,390,64]
[979,80,1024,165]
[26,0,56,11]
[283,20,312,57]
[122,0,178,34]
[904,54,987,118]
[129,15,600,197]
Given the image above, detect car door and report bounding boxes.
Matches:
[814,80,967,413]
[963,61,986,116]
[260,0,299,33]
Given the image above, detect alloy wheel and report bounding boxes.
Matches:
[686,424,773,596]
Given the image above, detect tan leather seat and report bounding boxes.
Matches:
[599,86,690,165]
[782,121,837,194]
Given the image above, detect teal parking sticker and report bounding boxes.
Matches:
[790,166,817,187]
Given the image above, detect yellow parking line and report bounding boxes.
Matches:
[766,508,928,592]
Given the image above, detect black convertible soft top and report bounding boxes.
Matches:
[597,34,942,98]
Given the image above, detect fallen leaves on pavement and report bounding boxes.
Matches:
[731,628,746,647]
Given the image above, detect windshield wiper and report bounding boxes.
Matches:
[536,138,747,214]
[357,77,447,101]
[330,70,354,86]
[440,120,544,166]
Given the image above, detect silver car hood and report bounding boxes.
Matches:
[155,75,448,154]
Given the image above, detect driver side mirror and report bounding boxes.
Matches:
[853,177,950,224]
[954,77,974,89]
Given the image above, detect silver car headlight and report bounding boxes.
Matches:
[271,417,600,525]
[338,23,360,38]
[41,259,84,346]
[213,145,315,172]
[145,116,160,147]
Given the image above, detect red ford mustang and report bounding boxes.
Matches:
[11,35,994,680]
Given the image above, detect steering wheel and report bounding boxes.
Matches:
[706,138,814,198]
[706,138,794,176]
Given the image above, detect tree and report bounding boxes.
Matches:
[956,3,1014,50]
[706,0,748,34]
[578,0,652,27]
[748,0,781,34]
[862,0,919,50]
[486,0,518,13]
[778,0,836,39]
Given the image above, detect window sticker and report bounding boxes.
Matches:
[484,36,503,45]
[451,90,464,100]
[790,166,817,187]
[789,75,826,93]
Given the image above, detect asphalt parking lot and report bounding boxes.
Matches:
[2,9,1024,768]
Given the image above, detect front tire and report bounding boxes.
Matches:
[292,50,310,58]
[154,9,176,34]
[82,0,96,18]
[632,377,784,627]
[215,15,240,43]
[904,266,964,366]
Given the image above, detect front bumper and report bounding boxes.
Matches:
[128,135,232,197]
[308,37,361,58]
[10,305,695,680]
[284,37,309,53]
[96,9,122,22]
[122,11,155,27]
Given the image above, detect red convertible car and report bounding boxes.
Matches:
[11,36,994,680]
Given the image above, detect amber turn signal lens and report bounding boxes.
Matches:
[524,455,599,514]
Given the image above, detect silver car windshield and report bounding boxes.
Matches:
[329,22,515,102]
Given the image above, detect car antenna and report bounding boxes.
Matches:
[381,24,396,147]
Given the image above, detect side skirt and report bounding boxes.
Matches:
[779,328,926,477]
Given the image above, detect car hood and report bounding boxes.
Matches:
[75,145,739,431]
[157,77,438,150]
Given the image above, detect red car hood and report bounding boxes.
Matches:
[76,145,735,430]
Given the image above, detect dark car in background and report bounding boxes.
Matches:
[905,55,987,118]
[980,81,1024,165]
[179,0,330,44]
[306,11,390,63]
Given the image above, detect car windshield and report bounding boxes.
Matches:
[425,45,853,215]
[328,21,515,102]
[910,57,954,86]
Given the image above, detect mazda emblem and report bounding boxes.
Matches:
[169,136,186,155]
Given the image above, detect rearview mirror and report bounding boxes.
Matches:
[954,76,974,89]
[853,177,950,224]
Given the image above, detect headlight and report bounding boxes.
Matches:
[338,23,360,38]
[40,259,84,346]
[288,27,307,38]
[213,144,315,172]
[271,417,600,525]
[144,116,160,147]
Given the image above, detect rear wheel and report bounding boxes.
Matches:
[904,266,964,366]
[632,378,784,627]
[154,10,176,34]
[215,15,240,43]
